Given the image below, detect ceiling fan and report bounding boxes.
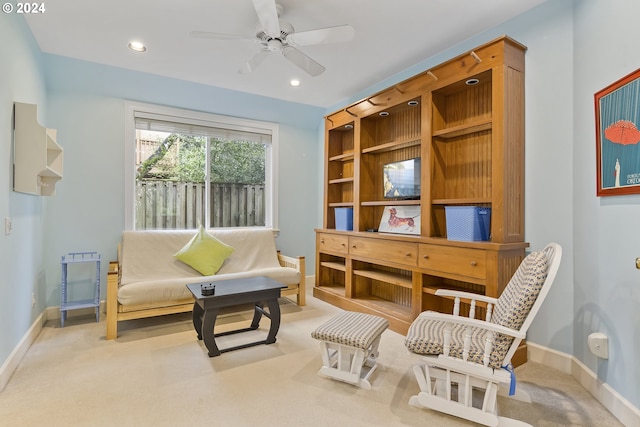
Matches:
[190,0,355,77]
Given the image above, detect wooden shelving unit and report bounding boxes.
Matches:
[315,36,530,360]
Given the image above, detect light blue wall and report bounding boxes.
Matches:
[0,14,48,371]
[41,55,323,307]
[0,10,322,369]
[3,0,640,411]
[572,0,640,408]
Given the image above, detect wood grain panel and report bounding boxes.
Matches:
[317,233,349,255]
[371,280,412,307]
[418,244,487,280]
[350,236,418,266]
[503,66,525,241]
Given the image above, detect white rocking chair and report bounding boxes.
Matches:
[405,243,562,427]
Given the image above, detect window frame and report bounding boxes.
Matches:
[124,101,279,231]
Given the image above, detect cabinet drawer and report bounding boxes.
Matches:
[350,237,417,266]
[317,233,349,255]
[418,244,486,280]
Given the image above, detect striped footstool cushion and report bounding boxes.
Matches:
[311,311,389,350]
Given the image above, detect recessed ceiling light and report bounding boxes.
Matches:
[289,79,300,87]
[344,124,353,129]
[408,100,419,106]
[465,78,480,85]
[128,41,147,52]
[379,111,389,116]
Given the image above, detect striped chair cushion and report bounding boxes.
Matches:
[405,317,493,365]
[405,250,549,368]
[492,250,548,329]
[311,311,389,350]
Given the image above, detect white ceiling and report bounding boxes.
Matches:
[24,0,547,108]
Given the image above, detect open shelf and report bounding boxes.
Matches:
[326,124,355,215]
[432,119,492,139]
[329,151,355,162]
[329,177,354,185]
[361,136,421,154]
[353,296,413,322]
[13,102,64,196]
[315,284,346,298]
[354,269,412,289]
[361,199,420,206]
[328,202,354,208]
[60,299,101,311]
[321,261,346,272]
[431,198,491,205]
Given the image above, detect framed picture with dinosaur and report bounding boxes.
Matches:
[378,205,421,235]
[595,67,640,196]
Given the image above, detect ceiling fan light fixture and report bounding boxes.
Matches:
[128,41,147,52]
[266,38,283,52]
[192,0,354,77]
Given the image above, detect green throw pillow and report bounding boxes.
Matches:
[174,226,234,275]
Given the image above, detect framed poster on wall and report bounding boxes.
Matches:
[595,67,640,196]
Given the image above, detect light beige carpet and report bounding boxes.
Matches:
[0,294,623,427]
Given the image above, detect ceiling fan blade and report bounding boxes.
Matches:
[252,0,281,39]
[190,30,252,41]
[282,46,325,77]
[286,24,355,46]
[240,49,270,74]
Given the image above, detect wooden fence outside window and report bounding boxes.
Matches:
[136,180,265,229]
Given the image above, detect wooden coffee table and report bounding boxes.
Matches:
[186,276,287,357]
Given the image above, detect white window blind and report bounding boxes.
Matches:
[134,112,272,143]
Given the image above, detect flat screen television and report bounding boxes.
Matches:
[383,157,421,199]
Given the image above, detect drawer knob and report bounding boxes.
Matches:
[321,239,325,244]
[406,253,412,257]
[470,261,477,267]
[423,255,429,259]
[341,243,346,247]
[352,245,357,249]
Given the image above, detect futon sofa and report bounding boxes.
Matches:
[106,228,305,339]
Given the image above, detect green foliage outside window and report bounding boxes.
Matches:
[175,137,205,182]
[210,138,265,184]
[137,134,265,184]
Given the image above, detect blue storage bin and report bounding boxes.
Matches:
[445,206,491,241]
[335,208,354,231]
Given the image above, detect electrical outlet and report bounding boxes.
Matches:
[31,292,35,307]
[4,217,12,235]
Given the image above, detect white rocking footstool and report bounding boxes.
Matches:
[311,311,389,390]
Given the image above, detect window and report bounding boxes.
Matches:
[124,102,279,230]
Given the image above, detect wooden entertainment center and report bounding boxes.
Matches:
[314,36,530,361]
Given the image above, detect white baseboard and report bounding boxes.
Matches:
[1,304,105,392]
[528,342,640,426]
[0,312,45,392]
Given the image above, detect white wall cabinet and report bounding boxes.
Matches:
[13,102,63,196]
